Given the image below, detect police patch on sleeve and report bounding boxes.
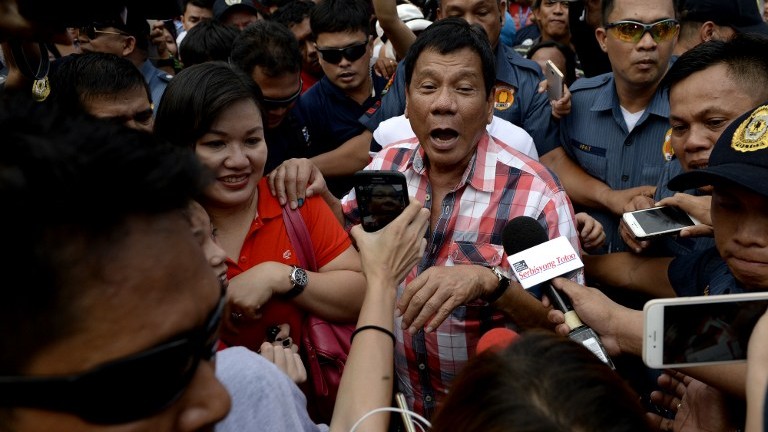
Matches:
[662,128,674,161]
[494,86,516,111]
[732,105,768,152]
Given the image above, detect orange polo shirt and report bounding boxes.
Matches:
[221,178,351,351]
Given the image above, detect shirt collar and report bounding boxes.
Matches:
[410,133,498,193]
[591,74,670,118]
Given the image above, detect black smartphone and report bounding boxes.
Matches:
[353,170,409,232]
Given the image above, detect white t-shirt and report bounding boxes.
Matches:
[372,114,539,161]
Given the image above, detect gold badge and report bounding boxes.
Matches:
[732,105,768,152]
[494,86,515,111]
[31,76,51,102]
[225,0,242,5]
[662,127,673,161]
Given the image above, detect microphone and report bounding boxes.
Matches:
[476,327,520,354]
[501,216,615,369]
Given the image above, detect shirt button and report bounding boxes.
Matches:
[418,363,426,370]
[625,139,633,146]
[425,395,433,402]
[425,194,431,201]
[239,256,247,262]
[621,175,629,182]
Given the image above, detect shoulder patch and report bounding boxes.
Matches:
[494,86,516,111]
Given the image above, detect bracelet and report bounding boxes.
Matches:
[350,325,396,346]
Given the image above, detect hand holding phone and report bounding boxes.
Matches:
[353,170,409,232]
[622,206,699,240]
[643,292,768,368]
[545,60,564,101]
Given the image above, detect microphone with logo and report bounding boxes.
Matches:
[501,216,615,369]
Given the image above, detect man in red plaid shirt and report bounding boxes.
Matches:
[337,19,583,418]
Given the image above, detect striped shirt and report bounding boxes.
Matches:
[561,73,671,253]
[341,133,582,417]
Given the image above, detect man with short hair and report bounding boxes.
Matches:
[231,20,311,172]
[560,0,679,253]
[176,0,214,46]
[514,0,572,54]
[294,0,389,197]
[272,0,324,93]
[76,8,173,111]
[337,18,581,417]
[178,18,239,67]
[49,52,154,132]
[673,0,768,56]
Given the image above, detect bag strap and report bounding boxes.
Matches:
[281,206,318,272]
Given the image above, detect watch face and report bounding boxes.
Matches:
[292,267,308,287]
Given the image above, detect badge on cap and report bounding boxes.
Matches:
[494,86,515,111]
[732,105,768,152]
[662,127,674,161]
[226,0,243,5]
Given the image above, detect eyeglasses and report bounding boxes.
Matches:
[605,19,679,43]
[316,40,369,65]
[79,24,130,40]
[262,79,303,110]
[0,289,225,424]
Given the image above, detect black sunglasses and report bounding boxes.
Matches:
[79,23,130,40]
[316,40,368,65]
[0,290,225,424]
[262,79,303,110]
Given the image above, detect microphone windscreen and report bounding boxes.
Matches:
[501,216,549,256]
[476,327,520,354]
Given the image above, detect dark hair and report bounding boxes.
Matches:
[178,19,239,67]
[662,34,768,103]
[0,97,205,376]
[527,40,578,86]
[184,0,214,10]
[49,52,151,109]
[310,0,373,38]
[231,20,301,77]
[272,0,315,27]
[601,0,615,25]
[431,331,650,432]
[154,62,264,149]
[403,18,496,97]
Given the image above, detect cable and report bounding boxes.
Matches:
[349,407,432,432]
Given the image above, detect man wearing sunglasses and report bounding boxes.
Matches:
[293,0,390,198]
[76,8,173,112]
[0,100,231,430]
[231,20,312,173]
[560,0,678,253]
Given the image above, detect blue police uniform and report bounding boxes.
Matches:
[361,43,559,157]
[295,71,389,197]
[668,247,745,296]
[561,73,671,253]
[140,60,172,111]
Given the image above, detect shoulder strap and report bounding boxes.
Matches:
[281,206,319,272]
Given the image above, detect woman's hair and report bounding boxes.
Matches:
[526,40,578,87]
[431,330,651,432]
[154,61,263,149]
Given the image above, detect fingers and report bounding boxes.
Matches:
[619,219,650,253]
[396,274,436,331]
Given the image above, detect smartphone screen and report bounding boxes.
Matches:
[661,298,768,365]
[632,206,695,236]
[354,171,409,232]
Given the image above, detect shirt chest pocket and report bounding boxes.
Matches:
[447,241,504,267]
[568,138,608,181]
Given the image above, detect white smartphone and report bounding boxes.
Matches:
[545,60,564,101]
[643,292,768,369]
[622,206,699,240]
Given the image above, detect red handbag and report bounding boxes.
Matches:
[282,206,355,424]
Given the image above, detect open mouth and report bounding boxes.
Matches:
[430,128,459,143]
[220,174,249,184]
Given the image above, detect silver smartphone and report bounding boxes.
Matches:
[643,292,768,369]
[622,206,699,240]
[545,60,564,101]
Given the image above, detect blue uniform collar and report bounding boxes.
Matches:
[590,74,670,119]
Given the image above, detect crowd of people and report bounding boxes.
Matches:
[2,0,768,430]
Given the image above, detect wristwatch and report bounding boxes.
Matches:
[484,266,511,303]
[284,265,308,299]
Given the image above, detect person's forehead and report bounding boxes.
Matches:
[315,30,368,46]
[441,0,499,11]
[414,47,482,72]
[606,0,674,21]
[669,64,753,111]
[252,69,300,95]
[291,17,312,40]
[186,4,213,17]
[84,88,151,117]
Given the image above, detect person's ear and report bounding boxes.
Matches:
[404,92,410,119]
[121,35,137,57]
[486,87,495,124]
[595,26,608,53]
[699,21,716,42]
[498,0,507,24]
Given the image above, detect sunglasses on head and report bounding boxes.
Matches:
[316,40,368,65]
[0,289,225,424]
[262,79,303,110]
[605,19,679,43]
[79,23,130,40]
